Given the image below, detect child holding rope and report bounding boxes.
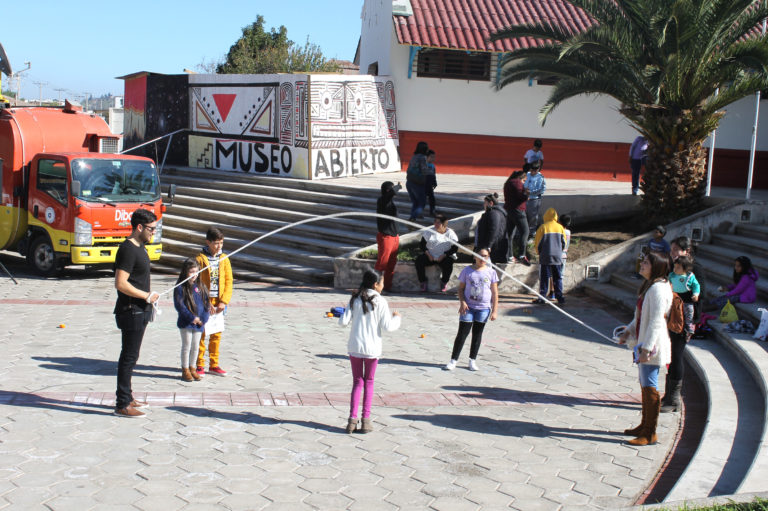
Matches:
[173,258,210,382]
[339,269,401,434]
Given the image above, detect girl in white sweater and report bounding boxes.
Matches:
[619,251,672,446]
[340,269,401,434]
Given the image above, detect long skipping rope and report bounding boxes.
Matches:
[150,212,619,344]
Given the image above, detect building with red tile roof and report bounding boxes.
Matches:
[357,0,768,189]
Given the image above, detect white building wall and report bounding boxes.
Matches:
[706,96,768,151]
[359,22,768,151]
[387,38,637,143]
[360,0,394,75]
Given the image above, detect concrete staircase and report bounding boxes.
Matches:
[583,222,768,502]
[155,167,481,284]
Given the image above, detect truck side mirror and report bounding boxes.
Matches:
[167,184,176,206]
[70,180,81,197]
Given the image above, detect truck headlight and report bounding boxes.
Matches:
[153,218,162,242]
[74,217,92,246]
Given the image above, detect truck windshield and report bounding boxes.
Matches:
[71,159,160,202]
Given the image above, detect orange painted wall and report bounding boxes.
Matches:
[399,131,768,189]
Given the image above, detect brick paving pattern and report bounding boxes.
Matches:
[0,266,678,510]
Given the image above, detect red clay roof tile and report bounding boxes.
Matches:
[393,0,593,52]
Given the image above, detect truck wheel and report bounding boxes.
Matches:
[28,236,59,276]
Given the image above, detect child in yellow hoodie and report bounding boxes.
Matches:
[533,208,566,305]
[196,226,233,376]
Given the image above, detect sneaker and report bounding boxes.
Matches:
[507,257,517,264]
[420,282,428,292]
[468,359,479,371]
[115,406,145,418]
[196,366,205,376]
[532,298,546,305]
[444,359,457,371]
[557,298,566,305]
[519,256,531,266]
[440,283,448,293]
[209,366,227,376]
[130,400,149,409]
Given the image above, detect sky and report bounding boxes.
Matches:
[1,0,363,102]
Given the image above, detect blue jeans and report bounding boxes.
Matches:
[638,363,659,390]
[459,307,491,323]
[630,157,645,194]
[710,294,741,310]
[539,264,563,301]
[406,181,426,220]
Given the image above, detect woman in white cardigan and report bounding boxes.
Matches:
[619,251,672,446]
[340,269,401,434]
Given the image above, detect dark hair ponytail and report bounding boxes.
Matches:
[349,269,382,314]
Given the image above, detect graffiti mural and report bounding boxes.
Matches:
[310,75,399,180]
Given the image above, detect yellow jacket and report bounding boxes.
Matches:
[195,251,233,304]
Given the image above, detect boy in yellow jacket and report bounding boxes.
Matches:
[196,226,233,375]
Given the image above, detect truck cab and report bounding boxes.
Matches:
[0,103,164,275]
[24,153,162,274]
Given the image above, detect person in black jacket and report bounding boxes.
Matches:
[375,181,402,291]
[475,193,508,265]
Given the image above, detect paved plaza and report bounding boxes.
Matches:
[0,256,679,510]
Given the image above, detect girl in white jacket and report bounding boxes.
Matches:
[619,251,672,446]
[340,269,401,434]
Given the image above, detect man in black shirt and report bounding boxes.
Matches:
[113,208,159,418]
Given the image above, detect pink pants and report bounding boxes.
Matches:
[349,356,378,419]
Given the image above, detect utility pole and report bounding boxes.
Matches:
[32,81,47,105]
[12,61,31,105]
[53,88,66,104]
[83,91,90,112]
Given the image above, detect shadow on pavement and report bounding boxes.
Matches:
[441,385,638,410]
[315,353,445,369]
[32,356,179,379]
[502,303,620,344]
[393,412,625,442]
[0,390,112,415]
[168,406,344,433]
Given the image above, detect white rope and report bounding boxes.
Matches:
[154,212,618,343]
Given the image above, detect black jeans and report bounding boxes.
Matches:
[668,330,687,381]
[115,308,149,409]
[507,209,529,259]
[425,175,437,214]
[451,321,487,360]
[415,253,454,284]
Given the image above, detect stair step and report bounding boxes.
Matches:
[665,339,763,500]
[164,204,374,246]
[709,233,768,259]
[160,238,333,285]
[735,223,768,242]
[162,214,357,256]
[163,227,336,272]
[696,243,768,276]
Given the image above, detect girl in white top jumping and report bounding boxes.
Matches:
[339,269,401,434]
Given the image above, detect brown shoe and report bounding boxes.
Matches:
[181,367,193,382]
[114,406,145,418]
[628,387,660,445]
[345,418,358,434]
[189,367,201,381]
[360,418,373,433]
[130,400,148,409]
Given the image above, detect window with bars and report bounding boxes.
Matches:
[417,49,490,81]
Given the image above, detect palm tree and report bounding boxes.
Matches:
[491,0,768,222]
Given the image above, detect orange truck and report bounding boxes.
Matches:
[0,101,164,275]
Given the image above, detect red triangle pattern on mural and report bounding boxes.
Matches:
[212,94,236,123]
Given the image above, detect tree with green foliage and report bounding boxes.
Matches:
[490,0,768,222]
[217,15,338,74]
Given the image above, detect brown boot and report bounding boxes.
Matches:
[189,367,201,381]
[181,367,193,382]
[360,418,373,433]
[345,418,358,434]
[624,387,648,435]
[629,387,660,446]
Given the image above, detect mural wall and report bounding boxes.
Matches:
[309,74,399,179]
[187,74,398,180]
